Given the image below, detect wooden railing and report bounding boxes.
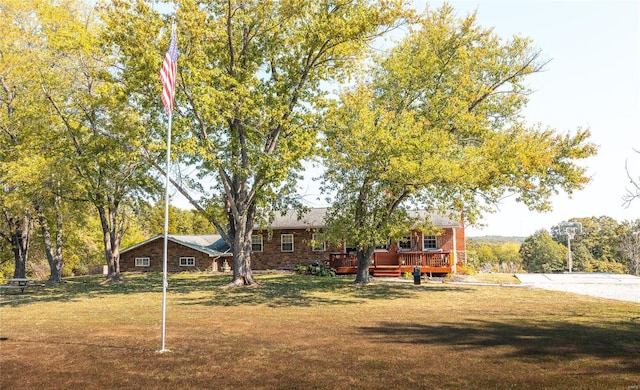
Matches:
[328,253,357,268]
[329,251,452,269]
[397,251,451,268]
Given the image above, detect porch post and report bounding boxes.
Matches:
[452,227,457,273]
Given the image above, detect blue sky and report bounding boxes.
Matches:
[299,0,640,236]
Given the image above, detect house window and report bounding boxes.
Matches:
[281,234,294,252]
[423,235,437,250]
[179,257,195,267]
[312,233,326,252]
[398,235,412,251]
[135,257,150,267]
[251,234,263,252]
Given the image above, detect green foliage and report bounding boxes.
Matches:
[320,5,595,282]
[102,0,409,285]
[520,230,567,273]
[133,201,215,236]
[466,238,522,273]
[1,0,161,283]
[619,219,640,276]
[570,243,594,272]
[551,216,633,274]
[294,263,336,277]
[589,260,626,274]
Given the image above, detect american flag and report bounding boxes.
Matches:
[159,25,178,115]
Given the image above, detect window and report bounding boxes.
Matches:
[312,233,326,252]
[135,257,150,267]
[398,235,412,251]
[281,234,294,252]
[251,234,263,252]
[179,257,195,267]
[423,235,438,250]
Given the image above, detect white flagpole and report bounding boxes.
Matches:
[158,18,176,354]
[160,111,172,353]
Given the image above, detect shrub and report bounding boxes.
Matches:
[456,264,476,276]
[294,262,336,277]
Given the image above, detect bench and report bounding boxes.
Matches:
[0,285,27,293]
[1,278,39,293]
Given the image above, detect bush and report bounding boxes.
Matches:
[294,262,336,277]
[456,264,476,276]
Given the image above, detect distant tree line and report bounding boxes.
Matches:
[468,216,640,276]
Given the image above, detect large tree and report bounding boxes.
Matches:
[103,0,410,286]
[4,0,160,283]
[0,0,55,279]
[321,5,596,282]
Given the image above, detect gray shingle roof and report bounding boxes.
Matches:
[262,208,461,229]
[121,234,231,256]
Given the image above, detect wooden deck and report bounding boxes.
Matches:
[329,251,454,277]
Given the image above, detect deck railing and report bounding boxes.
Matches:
[329,251,451,269]
[397,251,451,268]
[328,253,357,268]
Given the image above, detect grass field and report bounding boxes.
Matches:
[1,272,639,389]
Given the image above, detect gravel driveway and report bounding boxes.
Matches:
[515,273,640,303]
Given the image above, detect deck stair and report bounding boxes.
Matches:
[373,266,402,278]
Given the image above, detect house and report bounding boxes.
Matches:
[326,210,466,277]
[255,208,465,276]
[250,208,341,270]
[119,208,466,276]
[119,234,232,273]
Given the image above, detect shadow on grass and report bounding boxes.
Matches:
[359,319,640,374]
[0,272,474,308]
[171,274,475,308]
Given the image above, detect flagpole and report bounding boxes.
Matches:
[158,19,177,354]
[160,111,172,353]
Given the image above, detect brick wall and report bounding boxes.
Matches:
[251,229,340,270]
[120,238,226,273]
[120,225,466,273]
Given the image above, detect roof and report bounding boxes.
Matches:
[120,234,231,257]
[409,210,462,228]
[260,208,461,229]
[264,208,328,229]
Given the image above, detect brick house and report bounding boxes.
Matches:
[119,235,232,273]
[119,208,465,275]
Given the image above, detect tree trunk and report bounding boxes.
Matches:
[53,203,64,281]
[8,213,32,279]
[34,199,64,283]
[354,246,375,284]
[97,204,123,283]
[229,230,256,287]
[225,196,257,287]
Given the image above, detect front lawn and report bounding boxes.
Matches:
[1,272,638,389]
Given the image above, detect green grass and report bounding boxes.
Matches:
[1,272,639,389]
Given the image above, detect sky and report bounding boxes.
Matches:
[297,0,640,237]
